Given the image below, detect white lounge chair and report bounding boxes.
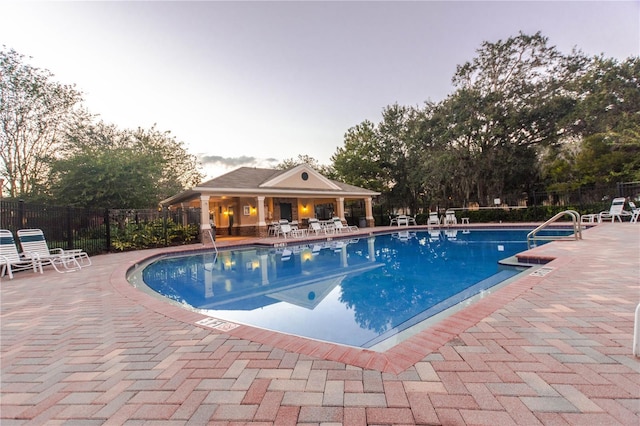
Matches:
[277,220,293,238]
[307,218,327,235]
[332,217,358,232]
[598,198,630,223]
[396,215,409,226]
[443,210,457,225]
[0,229,42,279]
[427,212,440,226]
[630,202,639,223]
[16,229,90,272]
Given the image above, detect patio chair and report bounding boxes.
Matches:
[0,229,42,279]
[598,197,631,222]
[276,220,291,238]
[16,229,90,273]
[630,201,639,223]
[333,217,358,232]
[427,212,440,226]
[443,210,457,225]
[267,222,280,237]
[307,218,327,235]
[396,215,409,226]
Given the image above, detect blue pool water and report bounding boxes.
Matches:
[138,229,566,348]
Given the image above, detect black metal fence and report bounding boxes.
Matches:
[1,200,108,256]
[2,181,638,254]
[0,201,202,256]
[530,181,640,207]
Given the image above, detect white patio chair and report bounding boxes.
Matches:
[427,212,440,226]
[277,220,293,238]
[307,218,327,235]
[444,210,457,225]
[630,201,639,223]
[0,229,42,279]
[333,217,357,232]
[598,198,630,222]
[16,229,90,273]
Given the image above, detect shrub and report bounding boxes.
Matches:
[111,218,199,251]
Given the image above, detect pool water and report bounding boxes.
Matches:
[139,229,565,348]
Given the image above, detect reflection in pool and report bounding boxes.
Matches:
[139,229,552,348]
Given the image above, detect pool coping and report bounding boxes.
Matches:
[113,225,569,374]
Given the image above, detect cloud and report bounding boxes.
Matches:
[200,155,279,168]
[199,155,281,179]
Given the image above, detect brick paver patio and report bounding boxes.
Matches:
[1,223,638,425]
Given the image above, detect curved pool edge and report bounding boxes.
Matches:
[110,233,561,374]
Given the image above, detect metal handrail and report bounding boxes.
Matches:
[527,210,582,249]
[206,229,218,253]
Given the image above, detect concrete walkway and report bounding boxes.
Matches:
[1,224,638,425]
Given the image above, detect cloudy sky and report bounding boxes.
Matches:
[1,1,638,179]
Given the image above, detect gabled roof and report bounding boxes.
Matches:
[160,165,380,206]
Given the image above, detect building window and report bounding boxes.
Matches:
[301,172,309,181]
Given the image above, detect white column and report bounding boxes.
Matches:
[336,197,345,220]
[257,196,266,226]
[180,202,189,226]
[200,195,211,231]
[365,197,374,221]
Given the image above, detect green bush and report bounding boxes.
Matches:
[458,204,606,223]
[111,218,199,251]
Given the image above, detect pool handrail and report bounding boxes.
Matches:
[206,229,218,253]
[527,210,582,249]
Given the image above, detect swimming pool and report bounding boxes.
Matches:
[136,228,566,349]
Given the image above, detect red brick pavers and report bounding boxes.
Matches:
[1,224,638,425]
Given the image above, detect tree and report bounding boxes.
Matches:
[446,32,581,204]
[0,47,83,198]
[568,56,640,136]
[275,154,336,178]
[331,120,389,193]
[49,120,204,208]
[542,56,640,190]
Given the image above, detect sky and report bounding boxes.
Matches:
[1,1,638,180]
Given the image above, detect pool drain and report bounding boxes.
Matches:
[529,267,554,277]
[196,317,240,331]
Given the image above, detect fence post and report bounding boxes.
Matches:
[66,206,74,249]
[163,206,168,247]
[18,199,25,228]
[104,209,111,252]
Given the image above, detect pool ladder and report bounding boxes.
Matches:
[526,210,582,249]
[206,229,218,254]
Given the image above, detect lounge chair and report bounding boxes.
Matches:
[396,215,409,226]
[598,197,631,222]
[443,210,457,225]
[332,217,358,232]
[630,201,639,223]
[0,229,42,279]
[277,220,293,238]
[427,212,440,226]
[308,218,327,235]
[16,229,90,272]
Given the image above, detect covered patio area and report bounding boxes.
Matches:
[160,164,380,238]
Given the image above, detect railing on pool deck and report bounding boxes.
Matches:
[527,210,582,249]
[206,229,218,253]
